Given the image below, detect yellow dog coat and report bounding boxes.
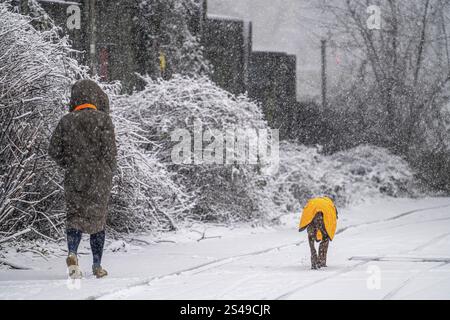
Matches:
[299,197,338,241]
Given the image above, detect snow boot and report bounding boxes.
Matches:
[66,253,83,279]
[92,265,108,278]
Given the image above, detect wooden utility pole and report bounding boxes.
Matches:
[321,39,327,109]
[202,0,208,30]
[88,0,97,76]
[243,21,252,91]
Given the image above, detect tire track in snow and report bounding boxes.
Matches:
[336,203,450,235]
[382,262,449,300]
[274,261,369,300]
[215,273,262,299]
[88,240,306,299]
[349,230,450,300]
[383,203,450,221]
[89,202,450,300]
[380,231,450,299]
[390,263,450,299]
[349,217,450,237]
[412,232,450,252]
[349,256,450,263]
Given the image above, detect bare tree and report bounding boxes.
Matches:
[318,0,450,155]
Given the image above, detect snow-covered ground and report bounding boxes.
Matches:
[1,197,450,300]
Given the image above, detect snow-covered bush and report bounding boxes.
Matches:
[0,3,87,242]
[267,141,419,216]
[103,83,195,234]
[110,75,272,224]
[13,0,54,30]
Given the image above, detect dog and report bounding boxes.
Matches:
[298,197,338,270]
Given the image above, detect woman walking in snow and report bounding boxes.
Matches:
[49,79,117,279]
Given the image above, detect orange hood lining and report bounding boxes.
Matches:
[73,104,97,112]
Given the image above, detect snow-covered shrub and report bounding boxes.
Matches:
[267,141,418,215]
[0,3,87,241]
[110,75,272,223]
[104,83,195,233]
[13,0,54,30]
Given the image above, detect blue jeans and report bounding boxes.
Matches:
[67,228,105,268]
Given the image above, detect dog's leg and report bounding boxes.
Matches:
[318,238,329,267]
[316,216,329,267]
[307,225,319,269]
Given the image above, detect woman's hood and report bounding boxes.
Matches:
[69,79,110,113]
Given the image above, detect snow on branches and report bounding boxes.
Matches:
[268,141,419,216]
[0,3,87,243]
[110,75,273,224]
[103,82,195,234]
